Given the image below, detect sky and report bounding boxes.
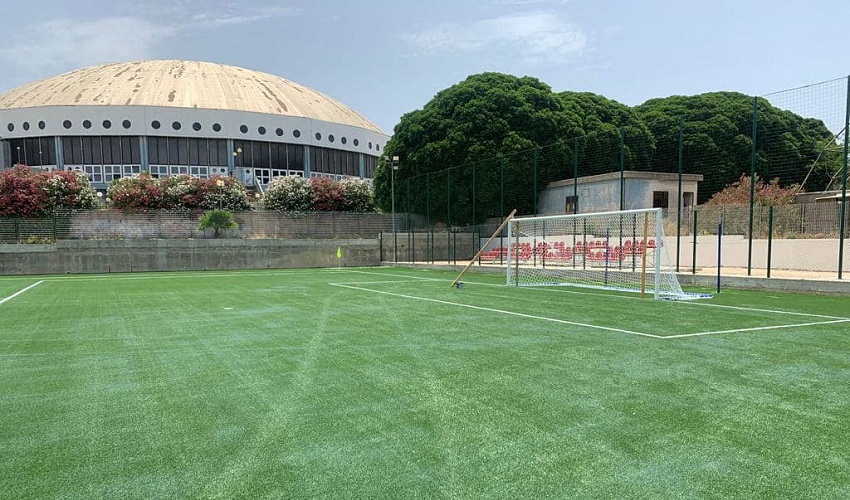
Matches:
[0,0,847,135]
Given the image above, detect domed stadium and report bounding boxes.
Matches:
[0,60,389,188]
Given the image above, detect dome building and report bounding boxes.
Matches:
[0,60,388,188]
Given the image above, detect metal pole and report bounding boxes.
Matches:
[391,156,398,263]
[676,117,684,272]
[717,221,723,294]
[619,128,625,211]
[747,96,758,276]
[533,147,539,216]
[767,206,774,279]
[573,137,579,214]
[838,75,850,279]
[692,210,698,275]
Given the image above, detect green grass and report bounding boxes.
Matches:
[1,267,849,499]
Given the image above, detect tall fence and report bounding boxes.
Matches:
[389,76,849,279]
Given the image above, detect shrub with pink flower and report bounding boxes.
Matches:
[0,166,97,217]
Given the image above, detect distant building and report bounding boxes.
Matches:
[0,60,388,188]
[538,171,703,215]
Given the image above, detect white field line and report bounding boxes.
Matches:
[0,281,44,306]
[330,283,661,339]
[663,318,850,339]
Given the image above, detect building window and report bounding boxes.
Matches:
[22,122,30,131]
[353,139,359,146]
[564,195,578,214]
[293,130,301,138]
[212,123,221,132]
[315,132,322,141]
[193,122,202,131]
[38,121,45,130]
[240,125,248,133]
[7,123,14,132]
[275,128,283,137]
[63,120,72,129]
[172,121,182,131]
[653,191,670,209]
[258,126,266,135]
[151,120,161,130]
[103,120,112,129]
[83,120,92,129]
[341,137,347,145]
[122,119,131,129]
[328,135,335,143]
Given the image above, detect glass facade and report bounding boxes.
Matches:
[8,137,57,166]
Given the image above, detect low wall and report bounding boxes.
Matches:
[0,239,379,275]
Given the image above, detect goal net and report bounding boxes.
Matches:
[506,208,706,300]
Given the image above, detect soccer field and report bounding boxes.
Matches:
[1,267,849,499]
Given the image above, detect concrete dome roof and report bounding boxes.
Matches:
[0,60,383,134]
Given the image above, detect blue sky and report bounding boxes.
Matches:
[0,0,846,134]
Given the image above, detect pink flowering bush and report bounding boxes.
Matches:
[107,174,250,211]
[262,175,375,212]
[0,166,97,217]
[705,174,802,206]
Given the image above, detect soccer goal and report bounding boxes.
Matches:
[506,208,707,300]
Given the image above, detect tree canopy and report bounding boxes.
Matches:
[379,73,839,222]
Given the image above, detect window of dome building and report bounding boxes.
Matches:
[353,139,359,146]
[258,126,266,135]
[83,120,92,129]
[38,121,46,130]
[63,120,72,129]
[151,120,161,129]
[315,132,322,141]
[341,137,347,144]
[212,123,221,132]
[240,125,248,133]
[172,121,182,130]
[7,123,13,132]
[102,120,112,129]
[293,130,301,138]
[193,122,202,131]
[122,120,132,129]
[276,128,284,137]
[328,135,335,143]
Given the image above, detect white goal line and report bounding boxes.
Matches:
[0,281,44,306]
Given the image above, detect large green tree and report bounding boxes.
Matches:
[635,92,835,203]
[378,73,583,224]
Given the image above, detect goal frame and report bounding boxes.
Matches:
[506,208,678,299]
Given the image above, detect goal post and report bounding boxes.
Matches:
[506,208,708,300]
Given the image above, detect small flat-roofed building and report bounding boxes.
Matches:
[538,171,703,215]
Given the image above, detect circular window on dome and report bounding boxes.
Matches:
[353,139,359,146]
[172,121,182,131]
[315,132,322,141]
[328,135,335,143]
[368,142,373,150]
[63,120,72,129]
[376,144,381,152]
[212,123,221,132]
[7,123,13,132]
[293,130,301,138]
[122,120,132,129]
[102,120,112,129]
[193,122,202,131]
[275,128,284,137]
[83,120,92,129]
[258,126,266,135]
[151,120,161,130]
[22,122,30,131]
[341,137,347,145]
[38,121,46,130]
[240,125,248,134]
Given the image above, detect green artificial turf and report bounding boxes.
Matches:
[0,267,848,499]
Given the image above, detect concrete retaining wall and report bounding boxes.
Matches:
[0,239,379,275]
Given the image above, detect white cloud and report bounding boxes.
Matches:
[186,6,301,29]
[404,10,587,65]
[0,17,174,81]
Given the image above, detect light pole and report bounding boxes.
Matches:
[232,147,242,177]
[216,178,225,209]
[16,146,21,165]
[390,155,399,262]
